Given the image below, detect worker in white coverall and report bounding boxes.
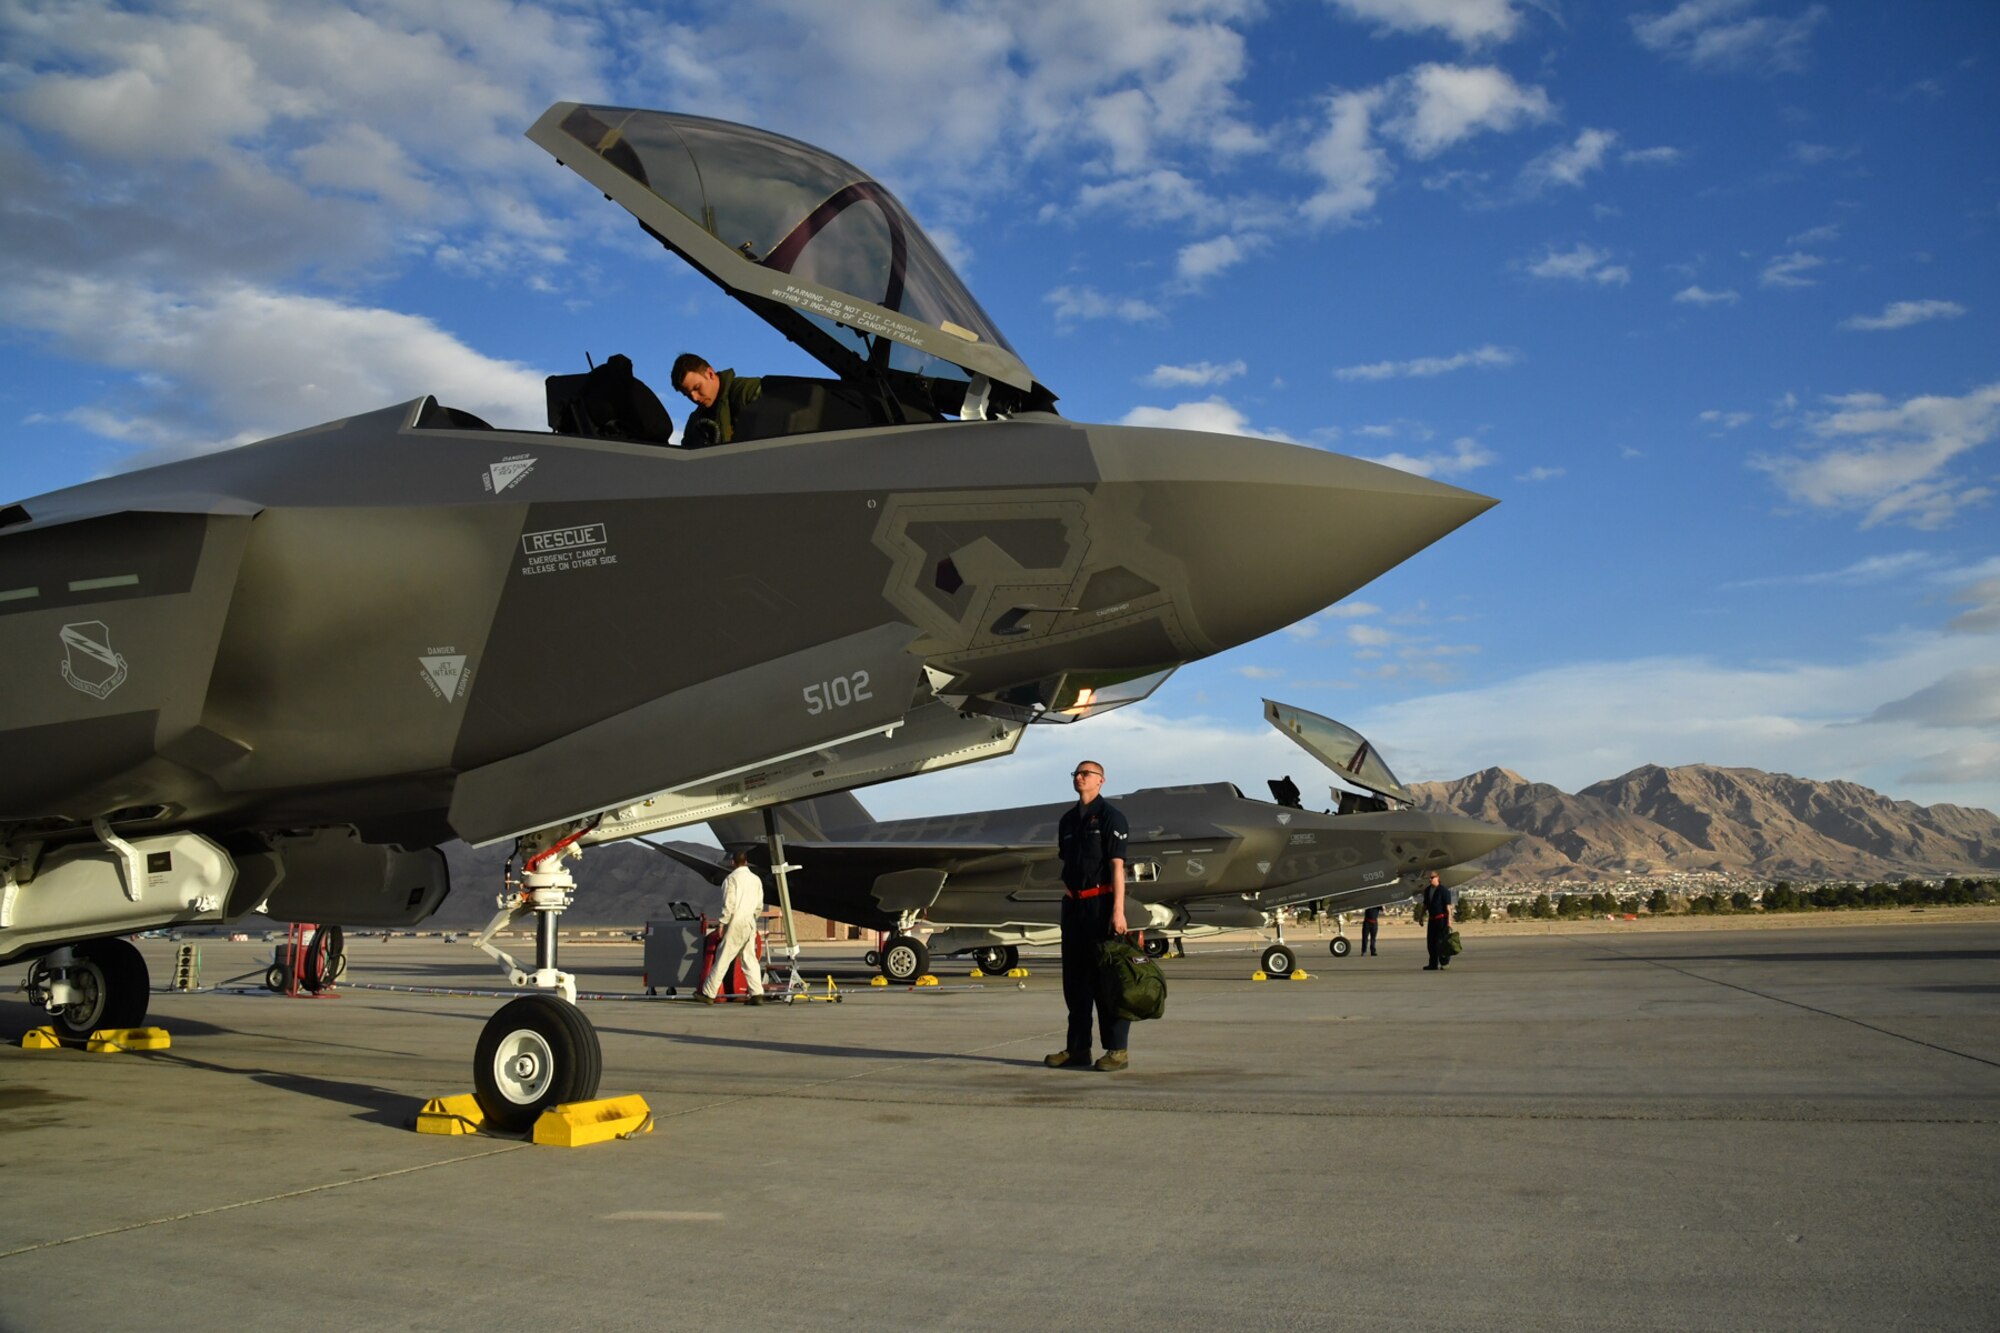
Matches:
[700,850,766,1004]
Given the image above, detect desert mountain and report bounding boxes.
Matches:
[1409,764,2000,883]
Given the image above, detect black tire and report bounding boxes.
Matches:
[300,924,344,992]
[973,946,1011,974]
[473,995,603,1134]
[995,944,1019,973]
[48,938,151,1041]
[1329,936,1351,958]
[881,935,929,982]
[1261,944,1296,976]
[863,950,880,968]
[266,964,289,992]
[1142,938,1170,959]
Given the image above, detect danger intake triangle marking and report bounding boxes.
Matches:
[420,654,467,701]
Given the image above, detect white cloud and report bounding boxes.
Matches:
[1622,145,1684,166]
[1725,551,1942,589]
[1364,435,1497,478]
[1516,466,1565,482]
[1384,64,1555,159]
[1335,344,1518,381]
[1518,128,1619,194]
[1750,381,2000,530]
[3,273,546,463]
[1301,88,1392,225]
[1326,0,1527,46]
[1761,251,1825,288]
[1839,300,1967,332]
[1700,409,1754,429]
[1068,169,1233,230]
[1175,233,1264,284]
[1785,221,1841,246]
[1631,0,1827,74]
[1119,396,1298,443]
[1864,667,2000,728]
[1947,578,2000,634]
[1348,623,1397,647]
[1526,244,1630,285]
[1044,285,1163,324]
[1674,285,1740,306]
[1350,631,2000,810]
[1144,360,1248,387]
[1235,664,1288,680]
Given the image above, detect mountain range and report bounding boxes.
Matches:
[1408,764,2000,884]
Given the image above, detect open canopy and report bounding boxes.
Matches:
[1263,699,1414,805]
[529,103,1044,404]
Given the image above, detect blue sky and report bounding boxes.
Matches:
[3,0,1997,823]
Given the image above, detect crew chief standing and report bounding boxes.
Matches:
[1422,870,1452,971]
[1048,760,1132,1071]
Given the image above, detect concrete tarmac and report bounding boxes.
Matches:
[3,922,1996,1331]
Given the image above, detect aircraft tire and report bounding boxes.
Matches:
[1142,938,1170,959]
[474,994,604,1133]
[266,965,289,992]
[46,938,151,1041]
[863,950,880,968]
[974,945,1017,974]
[881,936,928,983]
[1329,936,1351,958]
[1260,943,1296,976]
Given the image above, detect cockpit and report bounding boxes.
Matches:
[512,103,1057,446]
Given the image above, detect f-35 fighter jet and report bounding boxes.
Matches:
[0,105,1494,1129]
[688,701,1515,981]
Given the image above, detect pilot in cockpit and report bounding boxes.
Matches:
[673,353,764,448]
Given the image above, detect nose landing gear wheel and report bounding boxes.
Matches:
[1329,936,1351,958]
[880,935,929,982]
[1142,938,1170,959]
[1260,943,1297,976]
[473,994,603,1134]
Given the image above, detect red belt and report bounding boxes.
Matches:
[1068,885,1113,899]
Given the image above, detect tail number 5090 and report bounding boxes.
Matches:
[803,671,874,715]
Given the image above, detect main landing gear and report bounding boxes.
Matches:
[1259,942,1297,976]
[880,933,929,982]
[24,938,151,1043]
[972,944,1020,974]
[468,825,603,1132]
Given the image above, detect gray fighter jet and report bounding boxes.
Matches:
[686,701,1515,980]
[0,104,1494,1129]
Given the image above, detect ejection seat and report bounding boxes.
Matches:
[545,353,677,445]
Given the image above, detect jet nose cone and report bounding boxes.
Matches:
[1432,811,1520,863]
[1089,426,1496,653]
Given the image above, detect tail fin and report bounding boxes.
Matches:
[708,790,875,847]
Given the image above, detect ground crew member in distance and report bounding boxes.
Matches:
[672,352,762,446]
[1361,904,1380,956]
[1422,870,1452,971]
[700,850,767,1004]
[1048,760,1132,1071]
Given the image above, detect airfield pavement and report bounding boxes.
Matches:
[2,919,1996,1331]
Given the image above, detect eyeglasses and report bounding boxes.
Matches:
[1071,770,1101,779]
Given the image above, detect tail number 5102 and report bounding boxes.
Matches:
[804,671,874,715]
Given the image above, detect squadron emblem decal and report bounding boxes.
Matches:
[1276,812,1292,826]
[484,454,537,494]
[419,650,472,702]
[59,621,128,699]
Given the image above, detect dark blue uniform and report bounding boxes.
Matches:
[1361,905,1380,956]
[1423,879,1453,969]
[1056,795,1131,1058]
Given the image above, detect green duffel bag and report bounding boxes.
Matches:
[1447,929,1464,956]
[1097,938,1168,1021]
